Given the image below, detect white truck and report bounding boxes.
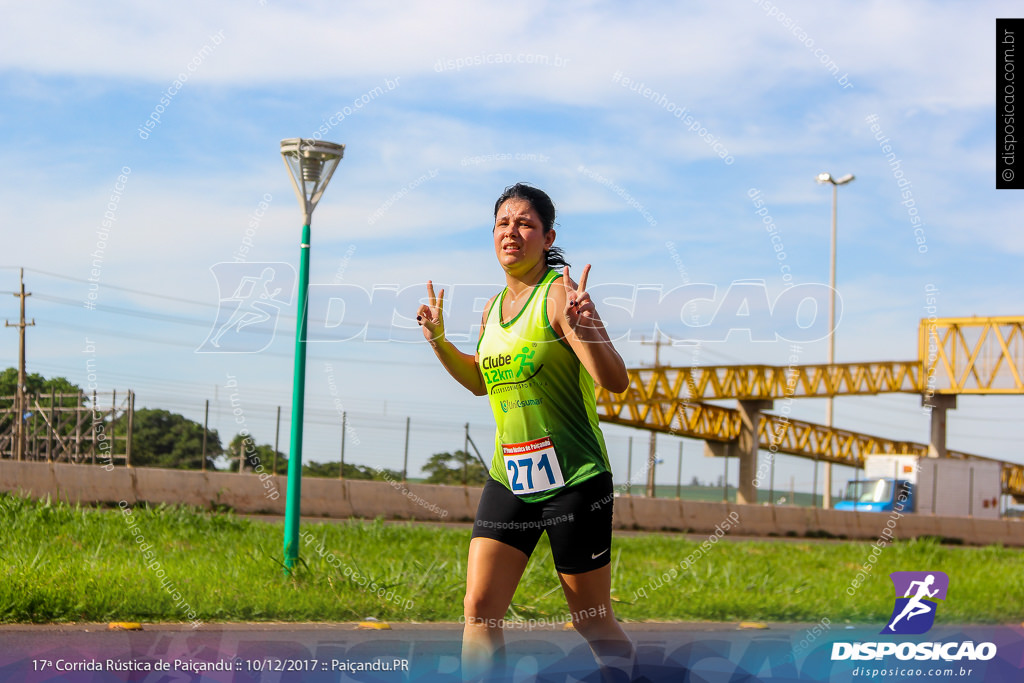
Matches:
[835,454,1002,518]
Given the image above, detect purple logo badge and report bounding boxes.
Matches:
[882,571,949,635]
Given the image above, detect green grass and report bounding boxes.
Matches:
[1,492,1021,626]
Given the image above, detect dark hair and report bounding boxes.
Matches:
[493,182,570,269]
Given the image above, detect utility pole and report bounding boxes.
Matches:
[626,437,632,496]
[202,399,209,471]
[339,411,346,479]
[402,416,410,482]
[5,269,34,461]
[676,440,683,499]
[463,423,469,485]
[640,334,671,497]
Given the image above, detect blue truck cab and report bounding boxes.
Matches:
[834,478,915,513]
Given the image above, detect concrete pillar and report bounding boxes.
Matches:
[737,400,773,505]
[923,394,956,458]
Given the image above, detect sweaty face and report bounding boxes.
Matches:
[493,198,554,273]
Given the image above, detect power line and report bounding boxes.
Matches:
[4,266,221,309]
[27,316,433,369]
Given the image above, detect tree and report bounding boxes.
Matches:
[226,433,287,474]
[0,368,84,409]
[301,460,402,481]
[1,367,85,432]
[1,367,78,398]
[422,450,487,485]
[115,408,223,469]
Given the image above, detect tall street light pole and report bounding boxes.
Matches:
[280,138,345,574]
[816,172,854,510]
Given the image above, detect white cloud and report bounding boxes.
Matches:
[0,0,998,112]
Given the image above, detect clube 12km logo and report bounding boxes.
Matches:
[831,571,997,662]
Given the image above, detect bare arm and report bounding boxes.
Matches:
[417,281,488,396]
[549,265,629,394]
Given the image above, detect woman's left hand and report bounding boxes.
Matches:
[563,264,597,334]
[557,263,628,392]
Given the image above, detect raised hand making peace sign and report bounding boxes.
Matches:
[416,280,445,344]
[562,263,596,332]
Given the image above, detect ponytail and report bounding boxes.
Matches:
[545,246,570,269]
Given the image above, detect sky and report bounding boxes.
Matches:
[1,0,1021,500]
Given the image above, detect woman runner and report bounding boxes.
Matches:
[417,183,636,681]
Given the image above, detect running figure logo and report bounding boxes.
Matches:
[513,344,537,378]
[197,263,295,353]
[882,571,949,635]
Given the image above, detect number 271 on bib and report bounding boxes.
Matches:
[502,437,565,495]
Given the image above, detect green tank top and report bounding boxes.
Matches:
[476,268,610,502]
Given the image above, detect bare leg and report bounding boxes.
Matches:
[559,564,636,682]
[888,601,920,631]
[462,537,530,681]
[906,602,931,621]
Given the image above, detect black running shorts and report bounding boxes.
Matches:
[470,472,614,574]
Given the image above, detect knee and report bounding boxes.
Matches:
[463,590,505,623]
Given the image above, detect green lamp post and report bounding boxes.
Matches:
[280,138,345,574]
[815,171,854,511]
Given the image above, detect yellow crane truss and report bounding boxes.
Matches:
[595,316,1024,499]
[921,316,1024,394]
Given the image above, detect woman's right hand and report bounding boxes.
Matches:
[416,280,446,345]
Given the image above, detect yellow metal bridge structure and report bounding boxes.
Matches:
[595,317,1024,501]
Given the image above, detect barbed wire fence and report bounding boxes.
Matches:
[1,390,823,504]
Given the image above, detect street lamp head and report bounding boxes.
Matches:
[816,172,855,186]
[280,138,345,225]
